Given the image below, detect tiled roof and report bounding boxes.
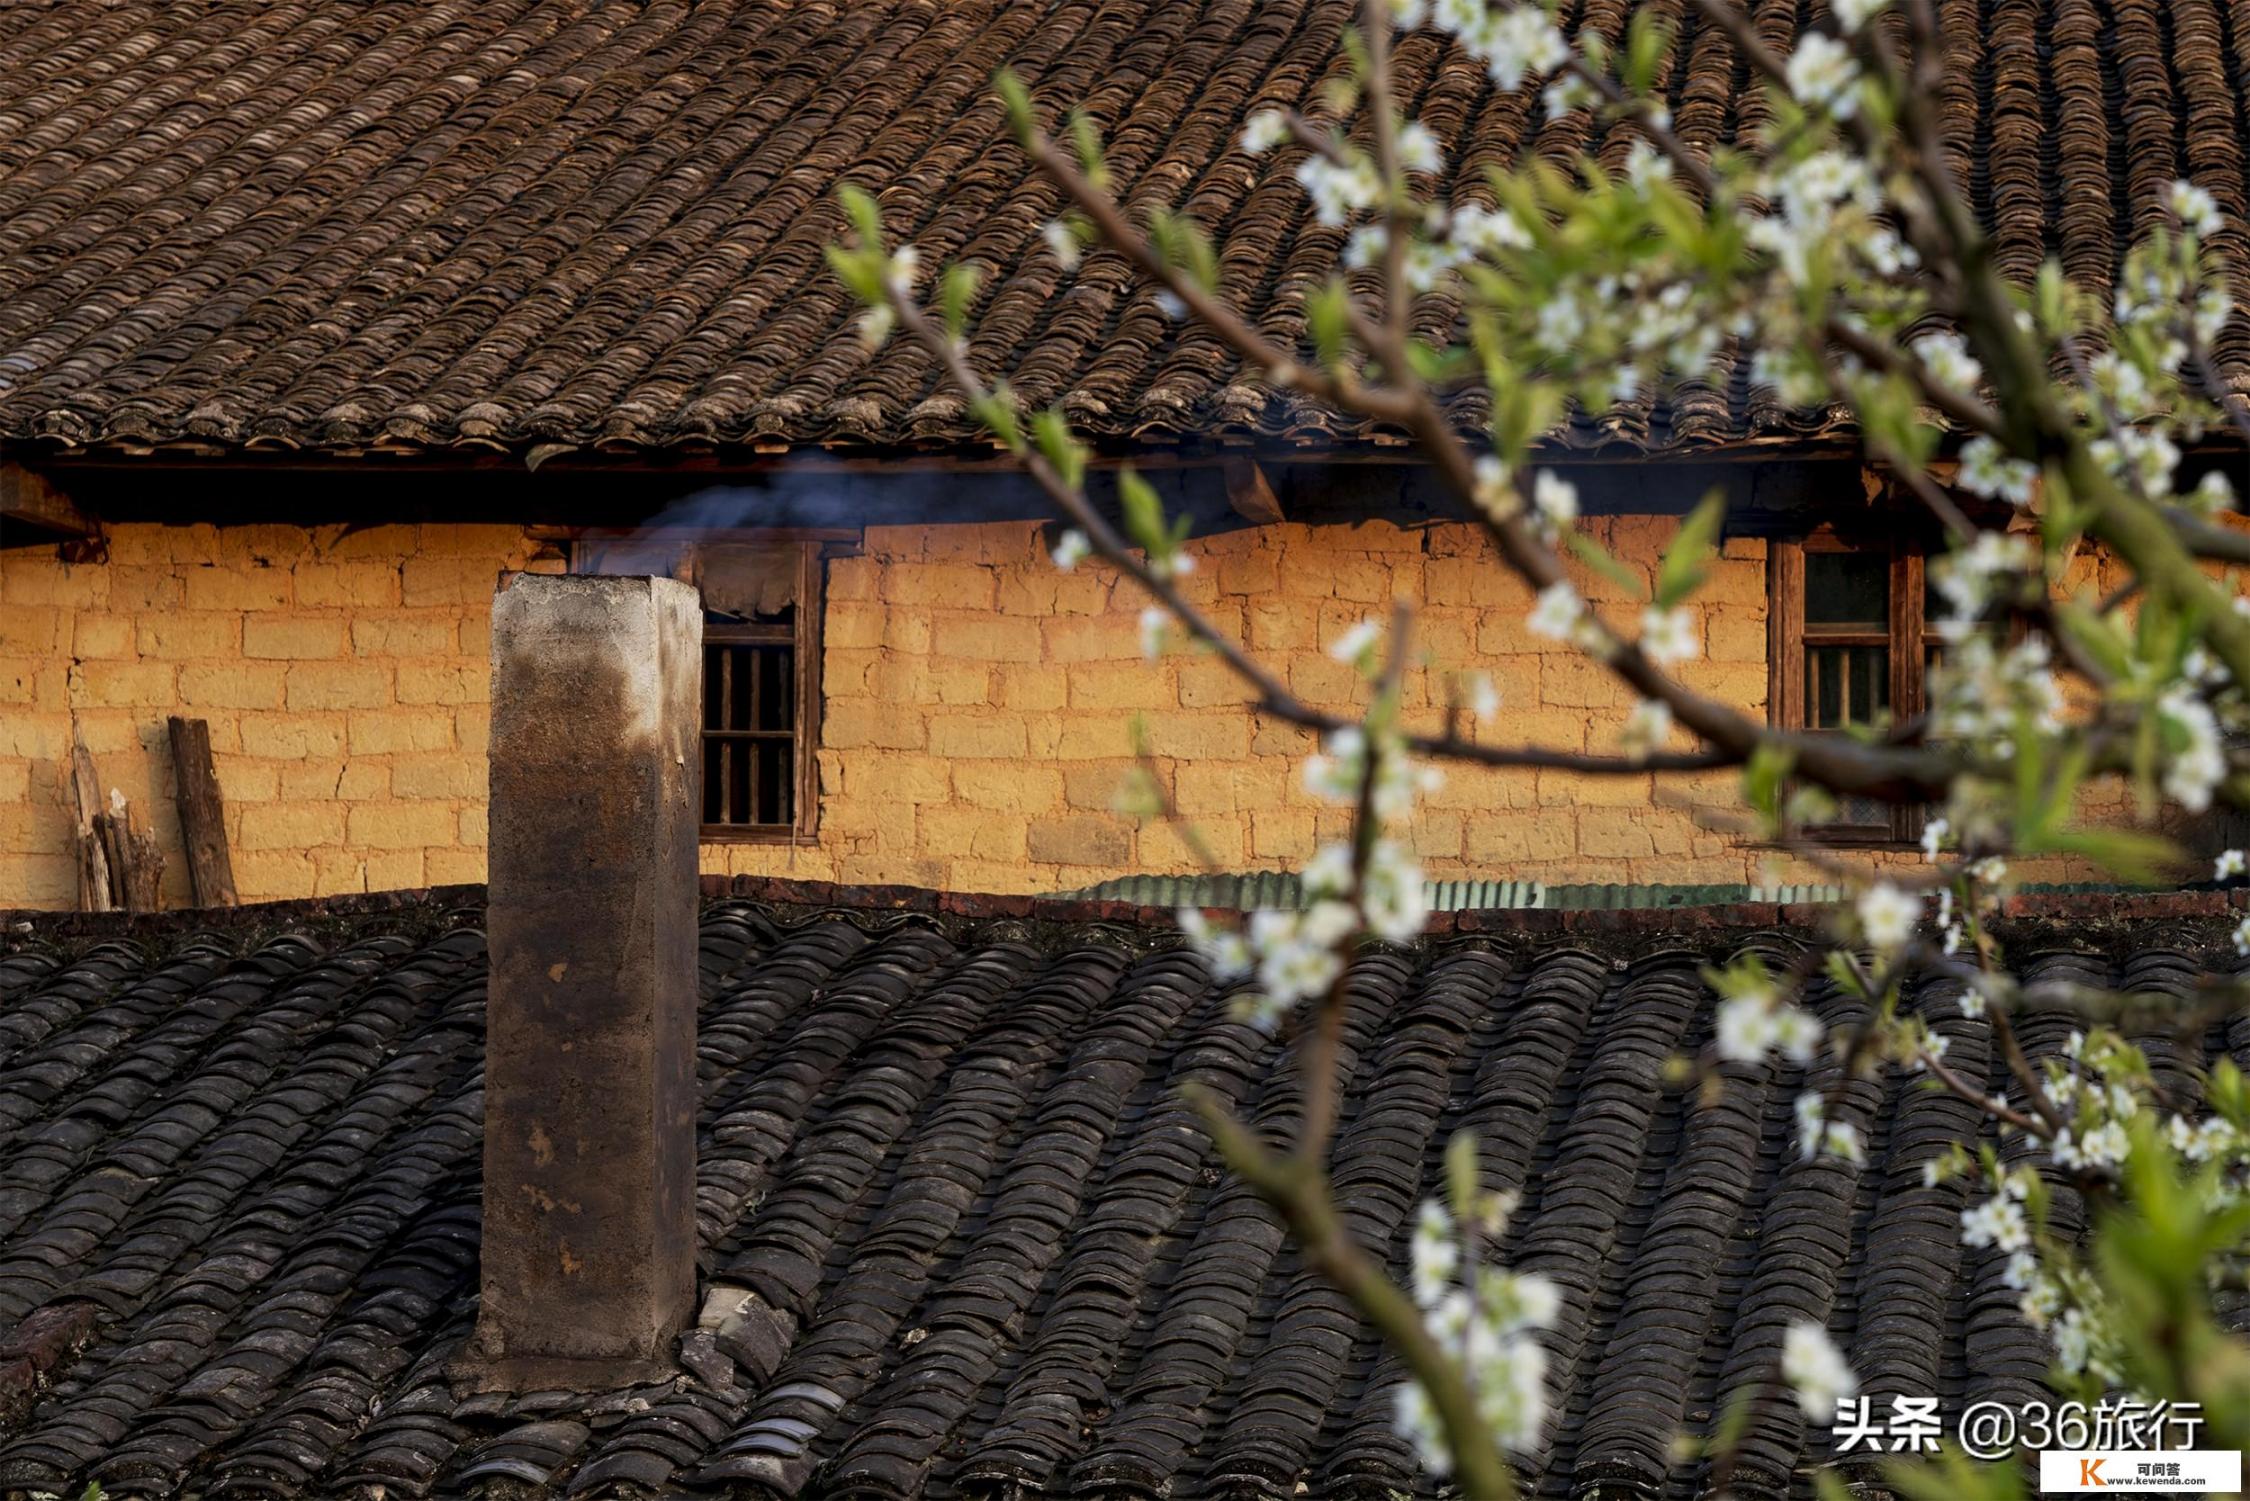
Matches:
[1,886,2245,1499]
[0,2,2246,463]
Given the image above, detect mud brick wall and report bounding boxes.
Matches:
[1,522,563,907]
[6,509,2178,909]
[708,515,1780,893]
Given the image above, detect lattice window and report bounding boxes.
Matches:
[1768,530,1925,844]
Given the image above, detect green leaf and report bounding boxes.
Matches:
[971,384,1024,454]
[993,70,1035,143]
[2053,601,2134,682]
[2045,826,2181,886]
[1743,741,1795,829]
[1654,485,1726,609]
[1305,279,1351,369]
[2211,1058,2249,1129]
[1622,9,1673,95]
[1070,109,1110,190]
[1030,408,1086,493]
[1145,207,1219,294]
[1444,1130,1479,1225]
[1118,467,1169,557]
[822,244,885,306]
[836,183,884,251]
[939,262,981,341]
[1566,532,1645,601]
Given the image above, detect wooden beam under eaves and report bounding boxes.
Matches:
[0,463,102,553]
[1222,457,1285,526]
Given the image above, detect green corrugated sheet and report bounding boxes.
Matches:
[1052,871,2161,913]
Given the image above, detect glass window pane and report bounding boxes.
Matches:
[1804,551,1889,626]
[1806,645,1889,729]
[1832,794,1891,828]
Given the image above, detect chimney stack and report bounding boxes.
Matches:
[456,573,701,1391]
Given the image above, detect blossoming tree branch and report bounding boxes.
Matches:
[831,0,2250,1494]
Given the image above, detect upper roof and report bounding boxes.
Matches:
[0,882,2241,1500]
[1,0,2246,466]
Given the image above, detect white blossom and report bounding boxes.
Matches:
[1050,529,1091,571]
[1242,902,1353,1022]
[1638,605,1697,665]
[1958,436,2039,506]
[2053,1308,2114,1379]
[856,303,896,350]
[1176,907,1253,981]
[2170,178,2224,238]
[1301,726,1431,825]
[1526,580,1585,641]
[1832,0,1889,31]
[2158,683,2224,812]
[1716,992,1779,1064]
[2052,1120,2130,1173]
[1784,33,1862,118]
[1395,1177,1556,1471]
[1471,454,1519,521]
[1410,1200,1457,1304]
[1396,121,1444,174]
[1961,1194,2031,1252]
[1329,617,1383,666]
[1624,138,1673,190]
[1360,839,1431,943]
[1771,1006,1823,1066]
[1929,528,2034,636]
[1467,672,1502,722]
[1530,470,1579,535]
[1447,202,1530,259]
[1621,697,1674,757]
[2091,426,2181,497]
[1856,882,1921,951]
[2217,849,2246,881]
[1781,1321,1859,1422]
[1490,1269,1562,1332]
[1430,0,1485,37]
[2191,469,2236,514]
[1920,816,1950,862]
[1240,109,1290,155]
[1795,1092,1865,1162]
[1042,219,1081,269]
[1542,69,1597,120]
[1468,5,1568,92]
[1912,330,1983,395]
[1300,841,1354,901]
[1294,154,1383,226]
[1138,605,1170,660]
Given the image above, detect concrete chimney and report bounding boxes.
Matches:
[455,573,702,1391]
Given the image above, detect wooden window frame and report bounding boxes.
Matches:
[1768,526,1925,846]
[570,535,826,846]
[696,541,823,846]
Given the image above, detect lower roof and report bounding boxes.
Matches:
[0,882,2242,1499]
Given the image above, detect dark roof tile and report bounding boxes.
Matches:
[0,896,2243,1497]
[0,2,2246,462]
